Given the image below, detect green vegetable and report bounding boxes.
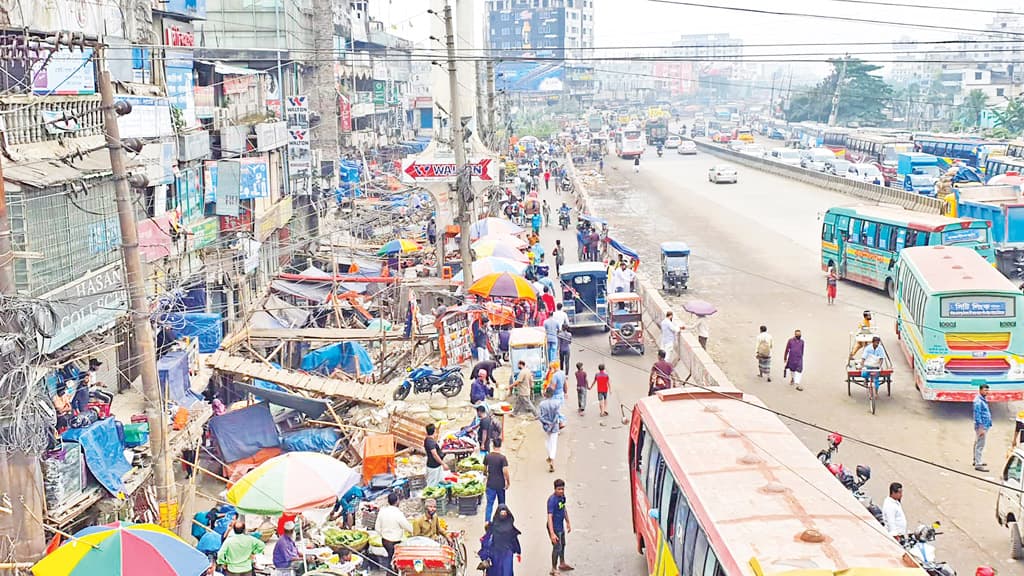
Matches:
[323,528,369,549]
[457,456,485,472]
[422,486,447,499]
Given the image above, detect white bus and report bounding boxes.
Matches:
[616,125,644,159]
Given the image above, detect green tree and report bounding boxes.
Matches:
[783,58,892,125]
[960,89,989,128]
[992,96,1024,136]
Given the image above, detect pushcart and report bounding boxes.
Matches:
[846,333,893,414]
[392,532,467,576]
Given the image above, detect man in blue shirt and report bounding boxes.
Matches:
[546,478,573,574]
[860,337,886,400]
[474,317,491,362]
[973,384,992,471]
[272,521,301,575]
[470,369,492,406]
[543,314,561,364]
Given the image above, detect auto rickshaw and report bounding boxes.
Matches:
[559,263,609,331]
[607,292,645,355]
[660,241,690,294]
[508,327,548,396]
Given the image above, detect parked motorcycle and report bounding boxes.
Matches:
[393,365,464,401]
[817,434,884,524]
[900,523,956,576]
[816,432,843,465]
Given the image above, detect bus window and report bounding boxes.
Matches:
[661,477,677,538]
[822,223,834,242]
[690,530,710,576]
[646,445,662,498]
[641,435,654,491]
[850,219,863,244]
[683,509,700,576]
[864,221,877,248]
[704,548,721,576]
[652,456,668,509]
[895,227,907,250]
[633,425,646,472]
[905,229,920,248]
[671,492,690,568]
[878,224,892,250]
[836,215,850,235]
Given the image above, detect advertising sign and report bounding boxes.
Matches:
[373,80,386,106]
[285,96,309,128]
[288,129,311,172]
[495,61,565,93]
[194,85,214,119]
[155,0,207,20]
[32,48,95,95]
[188,217,219,250]
[213,160,240,216]
[138,214,175,262]
[401,158,494,183]
[40,263,127,354]
[117,96,174,139]
[165,50,197,128]
[220,210,253,233]
[339,95,352,132]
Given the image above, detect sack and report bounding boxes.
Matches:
[756,339,771,358]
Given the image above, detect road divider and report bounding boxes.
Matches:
[691,140,944,215]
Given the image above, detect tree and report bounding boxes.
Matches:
[783,58,892,125]
[992,96,1024,136]
[960,89,989,128]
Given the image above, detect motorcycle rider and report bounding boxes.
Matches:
[881,482,907,538]
[558,203,572,228]
[656,144,663,157]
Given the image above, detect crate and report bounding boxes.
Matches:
[457,495,480,516]
[362,434,396,484]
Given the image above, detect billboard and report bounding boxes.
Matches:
[496,62,565,93]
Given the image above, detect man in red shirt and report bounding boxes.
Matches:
[594,363,610,417]
[541,286,556,317]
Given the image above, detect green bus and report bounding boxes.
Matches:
[820,205,995,298]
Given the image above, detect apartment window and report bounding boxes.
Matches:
[997,88,1006,97]
[975,72,983,80]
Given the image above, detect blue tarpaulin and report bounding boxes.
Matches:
[608,237,641,262]
[157,351,204,408]
[300,341,374,376]
[208,402,280,463]
[61,418,130,495]
[174,313,224,353]
[280,428,341,453]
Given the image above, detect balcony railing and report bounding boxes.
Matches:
[0,95,104,146]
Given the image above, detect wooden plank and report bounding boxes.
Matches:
[207,352,383,406]
[242,327,408,342]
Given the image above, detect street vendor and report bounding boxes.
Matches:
[471,369,494,405]
[412,498,444,539]
[272,522,302,576]
[511,360,539,418]
[328,485,366,528]
[471,359,500,386]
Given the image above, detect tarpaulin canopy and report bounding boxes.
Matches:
[208,402,281,463]
[300,341,374,376]
[608,237,640,262]
[60,418,130,496]
[156,351,204,408]
[249,294,311,330]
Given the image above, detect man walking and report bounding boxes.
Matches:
[483,438,510,521]
[512,360,539,418]
[633,155,640,174]
[375,492,413,569]
[660,311,680,362]
[557,326,573,372]
[547,479,573,575]
[544,313,562,364]
[755,325,773,381]
[553,240,565,277]
[973,384,992,471]
[423,423,448,487]
[544,169,551,190]
[539,388,561,472]
[783,329,806,391]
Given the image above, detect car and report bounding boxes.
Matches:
[708,164,738,184]
[727,140,747,152]
[801,148,838,171]
[740,145,767,158]
[824,158,852,176]
[770,148,802,166]
[677,140,697,155]
[665,135,682,149]
[846,163,883,184]
[712,132,732,144]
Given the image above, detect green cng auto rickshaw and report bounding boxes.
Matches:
[660,241,690,294]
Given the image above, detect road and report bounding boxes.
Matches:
[465,144,1014,575]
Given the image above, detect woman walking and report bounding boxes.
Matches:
[826,265,838,305]
[480,504,522,576]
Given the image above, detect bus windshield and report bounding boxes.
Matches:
[882,144,912,164]
[942,227,988,245]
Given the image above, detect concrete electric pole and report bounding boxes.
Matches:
[445,1,474,288]
[486,60,496,149]
[98,50,176,525]
[828,57,849,127]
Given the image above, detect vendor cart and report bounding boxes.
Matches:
[846,334,893,415]
[508,327,548,395]
[392,533,467,576]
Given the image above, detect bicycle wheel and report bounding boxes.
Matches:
[454,536,468,576]
[869,387,876,415]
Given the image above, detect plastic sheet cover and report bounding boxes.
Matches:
[300,341,374,376]
[208,402,280,462]
[157,351,204,408]
[280,428,341,453]
[61,418,130,495]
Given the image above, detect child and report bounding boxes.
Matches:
[574,362,588,416]
[594,364,610,417]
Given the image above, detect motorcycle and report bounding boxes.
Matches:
[817,434,884,524]
[560,178,573,193]
[656,147,664,157]
[816,432,843,465]
[559,211,571,230]
[393,365,464,401]
[900,523,956,576]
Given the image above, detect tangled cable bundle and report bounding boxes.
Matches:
[0,295,59,454]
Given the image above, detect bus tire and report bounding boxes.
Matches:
[885,279,895,300]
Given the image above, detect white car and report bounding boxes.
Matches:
[846,163,883,184]
[741,145,767,158]
[825,158,852,176]
[677,140,697,155]
[727,140,747,152]
[770,148,802,166]
[665,135,682,149]
[801,148,838,172]
[708,164,738,184]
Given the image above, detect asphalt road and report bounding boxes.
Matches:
[464,144,1015,575]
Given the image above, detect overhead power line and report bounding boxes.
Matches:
[821,0,1021,17]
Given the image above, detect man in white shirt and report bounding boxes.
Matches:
[694,316,710,350]
[375,492,413,568]
[550,303,568,330]
[660,311,680,362]
[881,482,907,538]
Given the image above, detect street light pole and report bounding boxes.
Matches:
[445,1,473,287]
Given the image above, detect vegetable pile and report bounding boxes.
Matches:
[452,472,484,497]
[323,527,369,551]
[456,455,484,472]
[421,485,447,499]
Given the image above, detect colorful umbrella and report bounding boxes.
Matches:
[472,234,528,250]
[378,239,421,256]
[468,217,524,239]
[474,242,530,262]
[452,257,528,284]
[468,272,537,300]
[682,300,718,317]
[227,451,361,515]
[32,522,209,576]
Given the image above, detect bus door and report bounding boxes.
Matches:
[836,215,850,277]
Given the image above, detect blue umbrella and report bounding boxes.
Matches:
[579,214,608,225]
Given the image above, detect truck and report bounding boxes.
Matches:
[945,184,1024,280]
[897,152,947,195]
[645,118,669,147]
[587,112,603,133]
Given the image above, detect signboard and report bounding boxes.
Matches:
[8,0,123,37]
[206,158,269,202]
[285,96,309,128]
[373,80,386,106]
[255,202,280,241]
[288,128,311,172]
[495,61,565,93]
[155,0,207,20]
[165,50,197,128]
[255,121,288,152]
[220,210,253,233]
[138,214,174,262]
[277,195,294,228]
[188,217,219,250]
[32,48,95,95]
[88,218,121,254]
[942,296,1014,318]
[164,21,194,48]
[339,95,352,132]
[265,70,281,110]
[194,85,214,119]
[401,158,494,182]
[117,96,174,139]
[40,263,127,354]
[132,48,151,84]
[213,160,240,216]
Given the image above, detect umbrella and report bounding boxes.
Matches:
[472,234,528,250]
[31,522,209,576]
[378,239,421,256]
[682,300,718,317]
[452,257,528,283]
[579,214,608,225]
[468,272,537,300]
[474,242,530,262]
[227,451,361,515]
[468,217,524,239]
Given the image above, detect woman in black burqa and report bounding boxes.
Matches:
[479,504,522,576]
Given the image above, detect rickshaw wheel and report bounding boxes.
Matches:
[886,376,892,397]
[869,390,876,415]
[846,376,851,396]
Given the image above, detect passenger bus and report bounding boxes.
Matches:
[913,134,1006,171]
[895,245,1024,402]
[615,125,645,159]
[1006,139,1024,159]
[844,133,914,185]
[984,155,1024,182]
[822,127,851,155]
[629,388,927,576]
[821,205,995,297]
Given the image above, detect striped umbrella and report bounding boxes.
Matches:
[31,522,209,576]
[472,234,528,250]
[452,257,528,284]
[227,451,361,515]
[468,217,524,239]
[473,241,530,263]
[468,272,537,300]
[378,238,421,256]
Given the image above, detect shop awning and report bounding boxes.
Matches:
[3,143,147,189]
[208,61,265,76]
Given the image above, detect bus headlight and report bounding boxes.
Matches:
[925,358,945,376]
[1011,359,1024,376]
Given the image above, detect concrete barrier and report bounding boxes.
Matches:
[693,140,944,214]
[567,162,731,391]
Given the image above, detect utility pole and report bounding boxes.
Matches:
[445,1,473,288]
[475,60,486,146]
[486,60,496,149]
[0,155,13,295]
[828,57,849,127]
[769,73,777,120]
[98,49,175,524]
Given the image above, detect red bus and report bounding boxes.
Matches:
[628,388,927,576]
[844,132,914,186]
